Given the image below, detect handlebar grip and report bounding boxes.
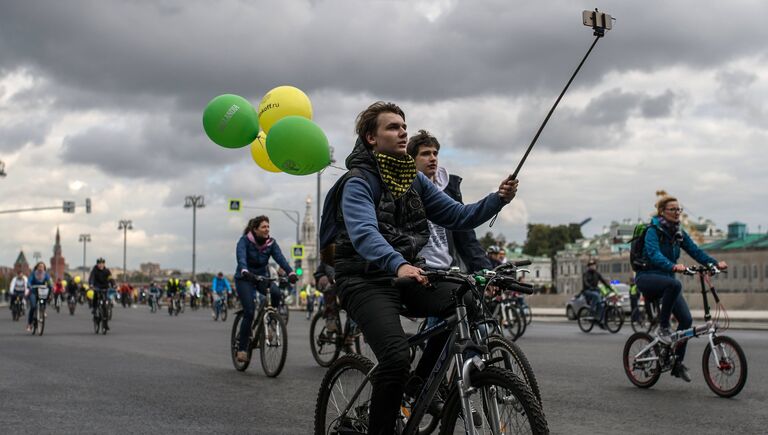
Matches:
[508,283,534,295]
[513,260,532,267]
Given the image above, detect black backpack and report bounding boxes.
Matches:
[629,222,651,272]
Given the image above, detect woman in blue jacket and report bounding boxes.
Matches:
[26,262,52,331]
[234,215,295,363]
[636,196,727,382]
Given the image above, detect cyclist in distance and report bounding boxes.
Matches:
[582,258,613,328]
[27,262,52,331]
[234,215,297,363]
[486,245,503,268]
[166,277,181,309]
[9,269,28,316]
[88,258,115,319]
[329,101,518,434]
[211,272,231,303]
[635,196,727,382]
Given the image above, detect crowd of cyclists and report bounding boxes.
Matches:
[4,100,742,434]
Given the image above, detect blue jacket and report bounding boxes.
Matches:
[235,235,293,279]
[638,216,718,278]
[211,276,232,294]
[341,172,505,275]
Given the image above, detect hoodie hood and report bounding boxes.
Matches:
[433,166,449,191]
[345,137,378,173]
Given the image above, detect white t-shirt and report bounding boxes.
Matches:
[418,167,454,270]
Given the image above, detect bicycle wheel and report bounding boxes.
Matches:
[604,306,624,333]
[107,303,113,320]
[439,366,548,435]
[701,335,748,398]
[279,303,290,325]
[101,305,109,335]
[516,305,528,339]
[221,305,228,322]
[260,311,288,377]
[486,336,542,406]
[623,332,661,388]
[524,305,533,326]
[55,297,61,313]
[310,311,342,367]
[230,311,252,371]
[630,307,649,333]
[314,353,374,435]
[501,305,523,341]
[576,307,595,333]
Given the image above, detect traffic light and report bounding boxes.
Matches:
[294,259,303,276]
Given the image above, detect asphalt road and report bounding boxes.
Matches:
[1,303,766,434]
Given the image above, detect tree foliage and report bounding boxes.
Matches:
[523,223,583,258]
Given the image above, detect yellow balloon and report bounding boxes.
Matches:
[258,86,313,134]
[74,276,81,284]
[250,131,282,172]
[86,289,94,300]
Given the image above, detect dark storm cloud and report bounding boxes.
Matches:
[1,1,767,106]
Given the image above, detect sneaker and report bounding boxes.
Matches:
[671,362,692,382]
[26,325,32,332]
[656,327,673,345]
[236,351,250,363]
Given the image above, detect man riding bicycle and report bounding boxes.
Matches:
[635,196,727,382]
[327,101,518,435]
[211,272,231,316]
[581,259,614,328]
[88,258,115,326]
[166,277,181,309]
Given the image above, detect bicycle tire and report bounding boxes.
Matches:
[37,305,45,336]
[486,335,542,406]
[279,303,290,325]
[310,311,342,367]
[230,311,252,371]
[623,332,661,389]
[702,335,748,398]
[101,304,109,335]
[221,305,228,322]
[502,305,523,341]
[55,297,61,313]
[524,305,533,326]
[68,300,76,315]
[576,307,594,333]
[260,311,288,377]
[314,353,374,435]
[630,307,649,333]
[439,366,548,435]
[516,304,528,339]
[605,306,624,333]
[107,303,113,321]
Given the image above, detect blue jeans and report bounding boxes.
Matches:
[582,290,603,322]
[636,274,693,360]
[27,292,37,325]
[235,278,281,352]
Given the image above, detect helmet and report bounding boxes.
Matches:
[96,257,106,264]
[486,245,500,254]
[74,276,81,284]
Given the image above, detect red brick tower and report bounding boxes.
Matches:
[50,227,68,281]
[13,251,31,276]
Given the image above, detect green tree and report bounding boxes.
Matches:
[523,223,583,258]
[478,232,506,251]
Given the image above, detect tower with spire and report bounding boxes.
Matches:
[301,196,317,283]
[50,227,69,281]
[14,251,31,276]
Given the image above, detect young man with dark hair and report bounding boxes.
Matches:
[331,101,519,434]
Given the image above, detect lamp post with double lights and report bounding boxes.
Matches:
[118,220,133,282]
[78,234,91,281]
[184,195,205,281]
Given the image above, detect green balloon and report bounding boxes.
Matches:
[266,116,330,175]
[202,94,259,148]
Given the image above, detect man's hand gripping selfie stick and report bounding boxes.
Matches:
[489,9,614,227]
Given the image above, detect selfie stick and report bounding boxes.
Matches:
[489,9,613,227]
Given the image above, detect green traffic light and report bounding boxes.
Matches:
[296,268,303,276]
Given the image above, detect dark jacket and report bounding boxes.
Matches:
[235,234,293,279]
[89,266,114,290]
[444,174,493,272]
[637,216,717,278]
[582,268,611,292]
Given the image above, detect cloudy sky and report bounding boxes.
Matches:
[1,0,766,274]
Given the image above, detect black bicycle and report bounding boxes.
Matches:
[314,268,548,435]
[67,292,77,315]
[10,294,25,321]
[577,292,624,333]
[212,294,228,321]
[230,275,288,377]
[623,265,747,398]
[93,289,110,335]
[630,296,678,333]
[310,307,361,367]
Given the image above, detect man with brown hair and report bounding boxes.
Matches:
[329,101,519,434]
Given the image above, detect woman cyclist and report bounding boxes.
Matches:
[636,196,727,382]
[26,262,52,332]
[234,215,296,363]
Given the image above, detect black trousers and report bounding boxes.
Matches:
[338,277,468,435]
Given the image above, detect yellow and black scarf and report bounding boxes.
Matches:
[375,152,417,199]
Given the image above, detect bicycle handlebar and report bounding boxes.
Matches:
[683,264,724,276]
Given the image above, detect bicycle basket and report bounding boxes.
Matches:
[37,287,50,299]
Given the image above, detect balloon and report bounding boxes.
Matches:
[202,94,259,148]
[86,289,94,300]
[74,276,81,284]
[258,86,313,134]
[250,131,281,172]
[266,116,330,176]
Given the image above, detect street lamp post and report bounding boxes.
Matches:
[79,234,91,280]
[118,219,133,282]
[184,195,205,281]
